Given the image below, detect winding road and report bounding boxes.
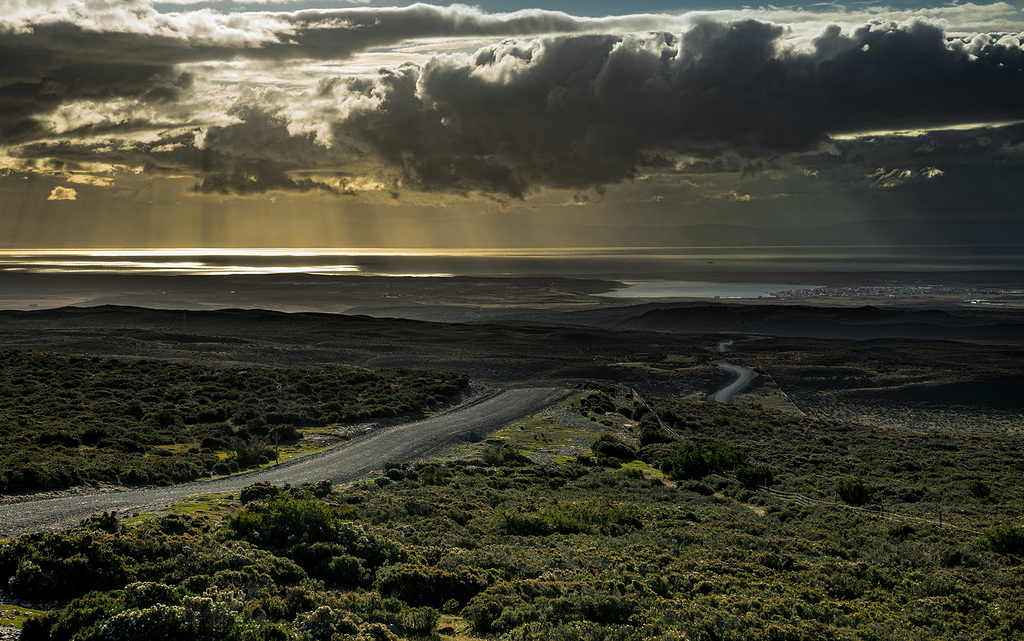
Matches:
[710,362,758,403]
[0,387,568,539]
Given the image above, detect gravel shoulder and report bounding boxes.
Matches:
[0,387,567,539]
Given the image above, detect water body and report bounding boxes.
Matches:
[1,245,1021,279]
[0,246,1021,311]
[604,280,825,299]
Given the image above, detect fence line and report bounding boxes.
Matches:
[579,380,680,438]
[631,388,680,437]
[759,370,806,416]
[755,484,982,535]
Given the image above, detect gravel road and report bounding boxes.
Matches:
[710,362,758,403]
[0,387,568,539]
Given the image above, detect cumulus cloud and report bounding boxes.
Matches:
[47,185,77,200]
[16,103,347,195]
[3,2,1024,197]
[329,18,1024,196]
[0,2,620,145]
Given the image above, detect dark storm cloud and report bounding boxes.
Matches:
[0,3,614,144]
[804,123,1024,217]
[332,18,1024,197]
[16,105,339,194]
[0,4,605,71]
[190,106,338,194]
[4,2,1024,198]
[0,58,193,142]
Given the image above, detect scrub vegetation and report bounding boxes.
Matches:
[0,350,468,491]
[741,342,1024,433]
[4,390,1023,640]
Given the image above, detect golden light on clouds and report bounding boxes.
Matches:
[47,186,77,201]
[0,2,1021,251]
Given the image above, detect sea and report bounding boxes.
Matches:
[1,245,1022,311]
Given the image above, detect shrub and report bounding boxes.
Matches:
[591,434,636,461]
[966,480,991,500]
[660,440,743,480]
[229,496,342,547]
[735,465,774,489]
[980,526,1024,557]
[326,554,370,589]
[375,563,490,608]
[463,595,506,634]
[100,597,237,641]
[481,445,529,467]
[295,605,362,640]
[80,511,119,534]
[638,429,674,447]
[835,478,872,506]
[122,581,181,610]
[240,481,281,504]
[232,437,272,469]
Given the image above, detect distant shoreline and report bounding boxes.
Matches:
[2,270,1024,318]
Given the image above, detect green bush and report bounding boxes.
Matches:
[591,434,636,461]
[638,429,674,447]
[326,554,370,589]
[229,494,347,548]
[240,481,281,504]
[966,480,991,500]
[375,563,489,608]
[481,445,529,467]
[660,440,743,480]
[734,464,774,489]
[121,581,181,610]
[835,478,872,506]
[100,597,237,641]
[980,526,1024,557]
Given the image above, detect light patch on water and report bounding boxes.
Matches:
[603,280,824,299]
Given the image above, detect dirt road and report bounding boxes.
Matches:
[0,387,568,539]
[710,362,758,403]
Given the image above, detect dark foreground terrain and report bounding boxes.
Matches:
[0,303,1020,431]
[0,303,1021,639]
[0,388,565,538]
[3,389,1024,640]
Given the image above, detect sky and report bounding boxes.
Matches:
[1,0,1024,250]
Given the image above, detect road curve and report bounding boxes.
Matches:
[710,362,758,403]
[0,387,568,539]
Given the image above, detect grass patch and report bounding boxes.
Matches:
[165,493,237,519]
[262,428,344,466]
[619,459,664,478]
[442,405,606,463]
[0,603,45,628]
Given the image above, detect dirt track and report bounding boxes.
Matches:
[710,361,758,403]
[0,387,568,539]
